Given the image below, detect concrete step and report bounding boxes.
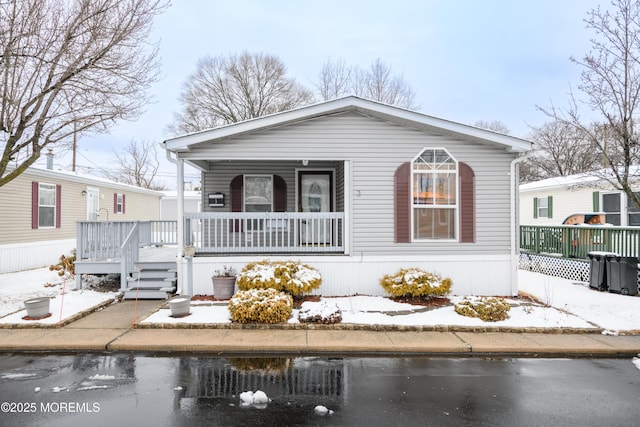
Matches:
[123,288,175,300]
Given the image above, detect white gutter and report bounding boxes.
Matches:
[166,150,185,294]
[510,152,531,296]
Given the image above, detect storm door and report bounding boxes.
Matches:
[298,171,333,244]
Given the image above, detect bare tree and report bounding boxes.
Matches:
[538,0,640,206]
[315,58,418,109]
[316,58,352,101]
[0,0,168,187]
[523,121,601,182]
[104,139,166,190]
[171,52,315,134]
[474,120,511,134]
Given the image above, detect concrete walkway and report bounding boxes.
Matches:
[1,301,639,357]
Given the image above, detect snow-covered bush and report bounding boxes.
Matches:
[228,288,293,323]
[237,260,322,296]
[229,357,292,373]
[454,297,511,322]
[298,301,342,324]
[379,267,452,298]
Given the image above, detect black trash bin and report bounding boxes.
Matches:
[588,252,613,291]
[606,256,639,296]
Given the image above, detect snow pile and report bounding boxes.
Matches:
[314,405,334,415]
[239,390,270,408]
[298,300,342,324]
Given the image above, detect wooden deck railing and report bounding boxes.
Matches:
[520,224,640,259]
[184,212,345,253]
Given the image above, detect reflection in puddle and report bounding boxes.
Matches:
[175,356,346,410]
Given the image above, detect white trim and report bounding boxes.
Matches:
[344,160,352,255]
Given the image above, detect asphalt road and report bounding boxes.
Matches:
[0,354,638,426]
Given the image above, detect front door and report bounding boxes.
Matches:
[298,171,333,244]
[86,187,99,221]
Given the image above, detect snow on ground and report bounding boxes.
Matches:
[0,268,118,325]
[1,267,639,332]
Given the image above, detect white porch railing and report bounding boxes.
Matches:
[184,212,345,253]
[76,220,178,260]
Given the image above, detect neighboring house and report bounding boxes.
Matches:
[163,97,531,296]
[519,171,640,226]
[0,164,163,274]
[160,191,201,221]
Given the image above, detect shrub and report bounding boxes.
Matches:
[379,267,452,298]
[297,301,342,324]
[454,297,511,322]
[237,260,322,296]
[228,288,293,323]
[49,250,76,277]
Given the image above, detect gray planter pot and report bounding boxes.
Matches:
[168,296,191,317]
[24,297,51,319]
[212,276,236,300]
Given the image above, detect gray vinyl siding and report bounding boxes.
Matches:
[202,161,343,213]
[189,112,516,256]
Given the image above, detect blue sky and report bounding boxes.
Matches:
[49,0,605,187]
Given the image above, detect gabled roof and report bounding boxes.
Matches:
[163,96,532,153]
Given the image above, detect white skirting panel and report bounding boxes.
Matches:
[0,239,76,274]
[185,254,515,297]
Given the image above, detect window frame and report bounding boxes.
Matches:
[243,174,274,212]
[536,197,548,219]
[115,193,124,214]
[410,147,458,241]
[38,183,57,229]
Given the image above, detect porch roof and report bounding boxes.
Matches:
[162,96,532,154]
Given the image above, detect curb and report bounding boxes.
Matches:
[135,320,640,335]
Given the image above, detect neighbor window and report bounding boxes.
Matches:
[601,193,620,225]
[115,193,125,214]
[536,197,548,218]
[38,183,56,228]
[411,148,457,240]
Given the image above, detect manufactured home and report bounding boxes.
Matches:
[162,97,531,297]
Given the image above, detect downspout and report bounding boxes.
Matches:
[166,149,185,294]
[510,152,531,296]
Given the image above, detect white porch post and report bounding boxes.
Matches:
[176,157,185,294]
[344,160,351,255]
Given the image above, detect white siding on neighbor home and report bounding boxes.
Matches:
[188,112,517,257]
[520,187,602,225]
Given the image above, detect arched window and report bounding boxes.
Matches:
[411,148,457,240]
[394,150,474,243]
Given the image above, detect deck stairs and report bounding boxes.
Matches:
[123,261,177,300]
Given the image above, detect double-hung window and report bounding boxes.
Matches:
[411,148,457,240]
[38,183,57,228]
